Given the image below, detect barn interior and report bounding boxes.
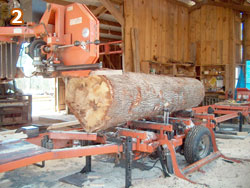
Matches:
[0,0,250,187]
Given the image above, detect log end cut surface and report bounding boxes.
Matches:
[66,76,112,132]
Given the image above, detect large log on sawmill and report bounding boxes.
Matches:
[66,72,204,132]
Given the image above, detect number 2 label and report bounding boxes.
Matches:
[10,8,24,25]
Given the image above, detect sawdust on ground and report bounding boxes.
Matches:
[0,136,250,188]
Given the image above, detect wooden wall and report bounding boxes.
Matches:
[189,5,240,92]
[124,0,189,73]
[244,13,250,61]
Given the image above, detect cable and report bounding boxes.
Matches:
[146,159,160,171]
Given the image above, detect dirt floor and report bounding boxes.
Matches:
[0,134,250,188]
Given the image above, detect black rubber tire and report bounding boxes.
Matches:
[28,39,46,58]
[184,126,213,164]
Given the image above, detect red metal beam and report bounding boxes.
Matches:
[131,121,173,132]
[0,144,122,173]
[0,27,34,37]
[52,144,122,159]
[215,112,239,123]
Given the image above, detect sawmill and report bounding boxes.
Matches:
[0,0,250,187]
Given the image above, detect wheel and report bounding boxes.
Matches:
[28,39,46,58]
[184,126,213,164]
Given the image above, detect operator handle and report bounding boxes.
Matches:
[58,40,101,49]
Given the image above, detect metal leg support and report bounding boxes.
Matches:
[80,141,92,174]
[238,113,243,132]
[34,161,45,168]
[80,156,92,174]
[125,137,132,188]
[157,146,171,177]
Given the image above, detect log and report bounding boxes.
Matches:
[66,72,204,132]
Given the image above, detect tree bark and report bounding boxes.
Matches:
[66,72,204,132]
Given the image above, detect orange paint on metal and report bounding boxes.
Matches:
[0,152,53,173]
[118,129,148,140]
[0,3,99,75]
[62,3,99,66]
[52,144,122,159]
[182,151,222,175]
[131,121,173,132]
[215,112,238,123]
[0,27,34,37]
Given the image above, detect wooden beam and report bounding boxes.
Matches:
[110,0,124,5]
[131,28,140,72]
[189,0,250,12]
[100,28,121,36]
[92,5,107,17]
[43,0,79,5]
[105,54,116,69]
[167,0,190,8]
[100,37,117,42]
[99,19,121,27]
[44,0,123,5]
[47,120,80,130]
[99,0,124,26]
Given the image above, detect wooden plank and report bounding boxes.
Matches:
[195,9,201,65]
[158,0,163,62]
[183,7,189,62]
[189,0,250,13]
[162,0,168,62]
[92,5,107,17]
[141,0,151,73]
[217,40,223,64]
[228,9,235,94]
[151,0,159,61]
[200,6,207,65]
[245,14,250,60]
[190,43,196,63]
[100,0,124,26]
[138,0,146,73]
[173,3,178,61]
[222,8,229,65]
[100,29,121,36]
[216,7,222,64]
[189,11,196,44]
[0,133,27,141]
[206,41,212,65]
[131,28,140,72]
[47,120,80,130]
[44,0,123,5]
[124,0,133,72]
[196,41,201,65]
[99,19,121,27]
[105,55,116,69]
[177,6,183,62]
[211,6,217,65]
[211,41,217,65]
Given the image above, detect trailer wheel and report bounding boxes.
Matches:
[184,126,213,164]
